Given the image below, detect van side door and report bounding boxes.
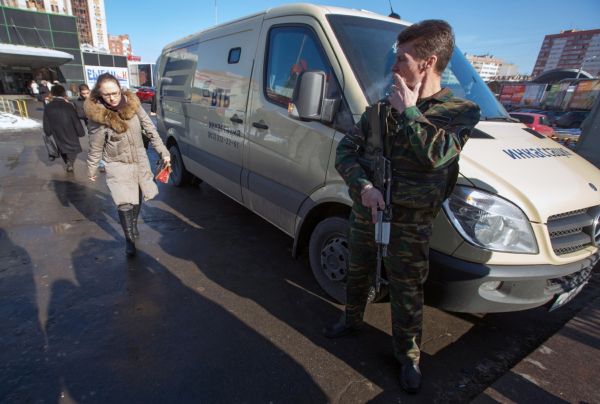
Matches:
[245,17,348,235]
[184,21,261,202]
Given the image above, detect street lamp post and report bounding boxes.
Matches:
[576,55,598,79]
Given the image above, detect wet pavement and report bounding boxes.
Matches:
[1,103,599,403]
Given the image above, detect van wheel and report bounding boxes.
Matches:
[309,216,388,303]
[169,144,192,187]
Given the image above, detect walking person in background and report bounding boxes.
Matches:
[38,80,50,103]
[75,83,106,173]
[30,80,39,97]
[43,84,85,172]
[74,83,90,127]
[85,73,170,257]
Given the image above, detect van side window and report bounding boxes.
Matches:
[161,44,198,100]
[228,47,241,64]
[265,25,354,133]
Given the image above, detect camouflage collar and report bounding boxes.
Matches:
[417,88,453,106]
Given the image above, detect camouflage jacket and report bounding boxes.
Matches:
[335,88,480,214]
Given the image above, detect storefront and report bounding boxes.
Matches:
[0,5,84,94]
[0,43,73,94]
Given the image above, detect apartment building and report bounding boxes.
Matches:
[532,29,600,77]
[108,33,132,56]
[465,54,518,82]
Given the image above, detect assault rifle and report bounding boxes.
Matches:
[364,102,393,301]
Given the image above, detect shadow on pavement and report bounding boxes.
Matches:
[50,179,121,241]
[0,229,57,403]
[41,236,328,402]
[144,185,435,400]
[473,371,570,404]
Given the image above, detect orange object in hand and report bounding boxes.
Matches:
[155,162,172,183]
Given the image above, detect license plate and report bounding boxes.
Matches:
[549,281,588,311]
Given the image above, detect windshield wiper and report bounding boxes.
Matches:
[482,116,519,122]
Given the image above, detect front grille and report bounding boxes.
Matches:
[546,265,593,295]
[547,206,599,256]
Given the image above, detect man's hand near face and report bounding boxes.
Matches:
[388,73,421,114]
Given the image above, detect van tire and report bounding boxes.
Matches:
[309,217,349,303]
[309,216,388,303]
[169,144,192,187]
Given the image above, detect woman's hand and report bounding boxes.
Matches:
[89,176,97,182]
[162,155,171,165]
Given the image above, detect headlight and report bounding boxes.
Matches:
[443,186,538,254]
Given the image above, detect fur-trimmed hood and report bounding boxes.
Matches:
[84,90,141,134]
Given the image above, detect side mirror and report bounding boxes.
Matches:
[288,70,338,124]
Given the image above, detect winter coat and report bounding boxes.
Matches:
[74,96,88,126]
[84,91,169,206]
[42,98,84,155]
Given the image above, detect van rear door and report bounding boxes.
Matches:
[244,16,347,235]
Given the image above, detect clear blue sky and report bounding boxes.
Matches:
[105,0,600,74]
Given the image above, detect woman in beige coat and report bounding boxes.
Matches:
[85,73,170,257]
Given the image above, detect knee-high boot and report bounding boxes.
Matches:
[118,207,136,257]
[132,204,140,238]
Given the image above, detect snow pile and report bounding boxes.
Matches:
[0,113,41,130]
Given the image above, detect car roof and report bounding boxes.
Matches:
[510,112,543,118]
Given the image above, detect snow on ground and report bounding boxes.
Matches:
[0,112,41,130]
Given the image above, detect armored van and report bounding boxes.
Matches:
[155,4,600,313]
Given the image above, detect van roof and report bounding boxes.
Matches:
[162,3,410,51]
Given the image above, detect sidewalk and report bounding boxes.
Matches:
[473,295,600,403]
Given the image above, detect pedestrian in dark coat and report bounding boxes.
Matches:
[74,83,90,126]
[38,80,50,103]
[43,84,85,172]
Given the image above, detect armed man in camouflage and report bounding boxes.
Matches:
[323,20,480,393]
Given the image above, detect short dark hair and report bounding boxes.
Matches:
[397,19,454,74]
[50,84,66,97]
[90,73,121,101]
[79,83,89,92]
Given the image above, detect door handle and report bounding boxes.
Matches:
[230,116,243,124]
[252,121,269,130]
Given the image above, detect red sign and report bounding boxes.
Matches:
[500,84,526,105]
[127,55,142,61]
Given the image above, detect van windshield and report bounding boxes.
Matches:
[327,15,509,120]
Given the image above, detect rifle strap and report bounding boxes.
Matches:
[365,102,392,159]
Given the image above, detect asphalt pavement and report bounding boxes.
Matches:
[0,100,598,403]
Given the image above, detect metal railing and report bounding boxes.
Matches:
[0,98,29,119]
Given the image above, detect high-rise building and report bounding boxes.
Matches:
[108,34,132,56]
[70,0,92,46]
[532,29,600,78]
[87,0,107,51]
[1,0,71,14]
[1,0,108,50]
[465,54,518,82]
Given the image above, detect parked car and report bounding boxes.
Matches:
[509,112,555,136]
[136,86,155,103]
[539,110,567,125]
[554,110,589,128]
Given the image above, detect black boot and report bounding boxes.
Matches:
[118,208,136,257]
[322,315,362,338]
[132,204,140,238]
[400,363,422,394]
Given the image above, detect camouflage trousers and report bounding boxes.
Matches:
[345,206,438,365]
